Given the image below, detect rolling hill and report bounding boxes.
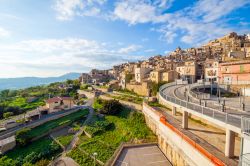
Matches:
[0,73,81,90]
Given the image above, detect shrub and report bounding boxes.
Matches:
[16,128,32,146]
[3,112,13,119]
[35,159,50,166]
[100,100,122,115]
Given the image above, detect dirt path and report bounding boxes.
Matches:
[65,99,94,153]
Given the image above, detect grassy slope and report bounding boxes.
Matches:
[27,109,89,138]
[68,108,156,165]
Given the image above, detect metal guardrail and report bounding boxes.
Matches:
[240,153,250,166]
[242,118,250,135]
[159,83,242,128]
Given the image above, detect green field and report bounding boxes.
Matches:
[4,97,45,111]
[26,109,89,138]
[68,108,156,165]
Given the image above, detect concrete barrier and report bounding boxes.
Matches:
[142,103,233,166]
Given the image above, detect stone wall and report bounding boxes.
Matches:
[126,82,149,96]
[99,95,142,110]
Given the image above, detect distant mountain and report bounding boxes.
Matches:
[0,73,81,90]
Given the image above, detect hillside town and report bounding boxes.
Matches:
[1,32,250,166]
[79,32,250,96]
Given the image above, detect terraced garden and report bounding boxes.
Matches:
[24,108,89,138]
[67,107,156,166]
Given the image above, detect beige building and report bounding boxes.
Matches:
[150,69,177,83]
[135,67,151,83]
[79,73,91,84]
[204,59,219,82]
[0,136,16,154]
[45,97,73,113]
[176,61,197,83]
[244,42,250,57]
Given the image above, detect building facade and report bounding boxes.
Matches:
[204,59,219,82]
[135,67,151,83]
[176,61,197,83]
[45,97,73,113]
[219,60,250,85]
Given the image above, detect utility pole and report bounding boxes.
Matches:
[243,87,246,111]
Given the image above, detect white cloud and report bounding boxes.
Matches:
[113,0,157,25]
[118,44,142,54]
[0,38,143,77]
[144,49,155,53]
[190,0,250,23]
[112,0,250,45]
[53,0,106,20]
[112,0,174,24]
[0,27,10,37]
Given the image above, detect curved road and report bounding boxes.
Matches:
[163,84,250,117]
[160,84,247,129]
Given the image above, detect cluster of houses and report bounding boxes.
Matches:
[78,32,250,96]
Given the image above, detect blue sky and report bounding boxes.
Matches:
[0,0,249,78]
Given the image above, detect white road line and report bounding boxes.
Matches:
[143,153,162,156]
[147,160,168,165]
[136,146,157,150]
[116,160,128,166]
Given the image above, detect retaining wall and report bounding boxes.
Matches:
[143,103,226,166]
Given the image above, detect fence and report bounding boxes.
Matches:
[159,83,242,128]
[242,118,250,135]
[240,153,250,166]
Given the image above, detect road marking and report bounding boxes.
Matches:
[135,146,157,150]
[147,160,168,165]
[143,153,162,156]
[116,160,128,166]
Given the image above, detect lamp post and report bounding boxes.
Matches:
[93,152,97,166]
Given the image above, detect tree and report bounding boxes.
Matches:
[3,112,13,119]
[66,79,73,85]
[100,99,122,115]
[16,128,32,146]
[150,81,167,96]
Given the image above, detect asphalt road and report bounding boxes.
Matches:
[161,84,245,128]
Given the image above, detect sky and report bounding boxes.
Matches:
[0,0,250,78]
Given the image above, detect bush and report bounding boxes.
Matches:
[35,159,50,166]
[16,128,32,146]
[3,112,13,119]
[84,119,113,136]
[100,100,122,115]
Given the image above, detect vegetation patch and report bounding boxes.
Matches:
[84,116,112,137]
[68,106,156,164]
[16,109,88,145]
[0,79,81,120]
[0,137,61,166]
[67,148,101,166]
[56,134,74,147]
[93,98,122,115]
